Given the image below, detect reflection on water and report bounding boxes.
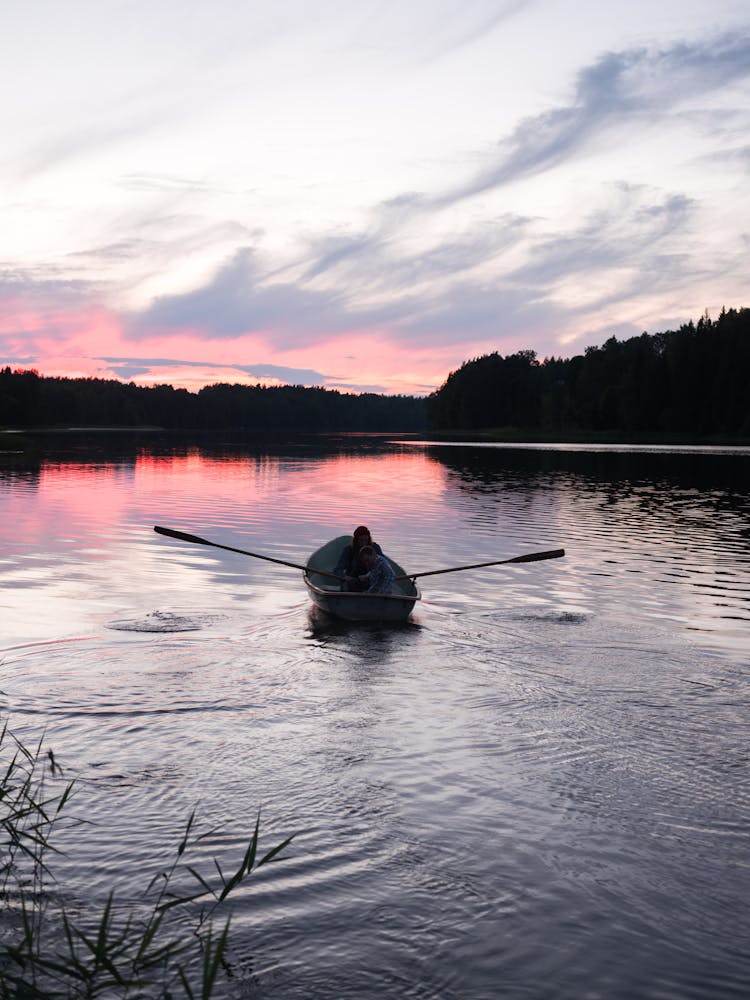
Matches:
[413,442,750,663]
[1,433,749,999]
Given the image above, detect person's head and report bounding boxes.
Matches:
[359,544,375,567]
[353,525,372,548]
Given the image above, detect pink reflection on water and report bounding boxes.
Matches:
[1,446,451,648]
[1,446,449,585]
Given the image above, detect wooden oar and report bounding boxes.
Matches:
[394,548,565,581]
[153,526,344,581]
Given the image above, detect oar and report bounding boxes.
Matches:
[394,548,565,581]
[153,526,344,581]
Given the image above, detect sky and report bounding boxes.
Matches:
[1,0,749,396]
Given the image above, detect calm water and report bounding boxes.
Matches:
[1,432,749,999]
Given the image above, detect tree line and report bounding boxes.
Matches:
[0,371,426,432]
[1,307,747,437]
[426,308,750,438]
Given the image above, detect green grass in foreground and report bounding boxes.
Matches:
[0,721,293,998]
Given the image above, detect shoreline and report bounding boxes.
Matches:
[2,425,750,449]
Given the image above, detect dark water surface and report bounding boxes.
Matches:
[1,433,749,998]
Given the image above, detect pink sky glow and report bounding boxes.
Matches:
[3,299,485,396]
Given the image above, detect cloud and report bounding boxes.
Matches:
[98,355,426,395]
[0,266,95,305]
[102,356,332,386]
[301,234,377,282]
[116,173,217,195]
[394,0,533,63]
[116,182,684,363]
[507,187,696,288]
[357,183,708,353]
[285,213,533,333]
[0,346,340,392]
[121,177,699,359]
[126,222,534,353]
[438,33,750,204]
[396,281,560,345]
[700,142,750,172]
[129,247,358,347]
[65,241,150,263]
[10,113,165,183]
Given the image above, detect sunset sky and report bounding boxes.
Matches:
[2,1,749,395]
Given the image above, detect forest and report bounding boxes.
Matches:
[1,307,748,438]
[426,307,750,438]
[0,372,426,432]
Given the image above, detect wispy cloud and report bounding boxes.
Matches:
[507,188,696,288]
[0,266,96,312]
[371,0,534,64]
[437,34,750,204]
[120,178,699,356]
[129,248,356,347]
[9,113,165,183]
[101,356,332,386]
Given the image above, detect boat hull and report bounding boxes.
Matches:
[304,536,420,622]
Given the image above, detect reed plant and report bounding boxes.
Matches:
[0,721,292,998]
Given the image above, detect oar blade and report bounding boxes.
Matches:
[154,525,211,546]
[507,548,565,564]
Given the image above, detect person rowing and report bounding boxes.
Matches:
[333,525,383,591]
[358,544,395,594]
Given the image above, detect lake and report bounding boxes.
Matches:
[1,432,749,998]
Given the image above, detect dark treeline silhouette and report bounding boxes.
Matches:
[3,307,748,438]
[427,308,750,438]
[0,371,426,432]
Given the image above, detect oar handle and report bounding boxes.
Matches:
[154,526,344,581]
[394,548,565,581]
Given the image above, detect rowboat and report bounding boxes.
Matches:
[304,535,421,622]
[153,527,563,623]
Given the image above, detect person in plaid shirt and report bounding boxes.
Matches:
[359,545,395,594]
